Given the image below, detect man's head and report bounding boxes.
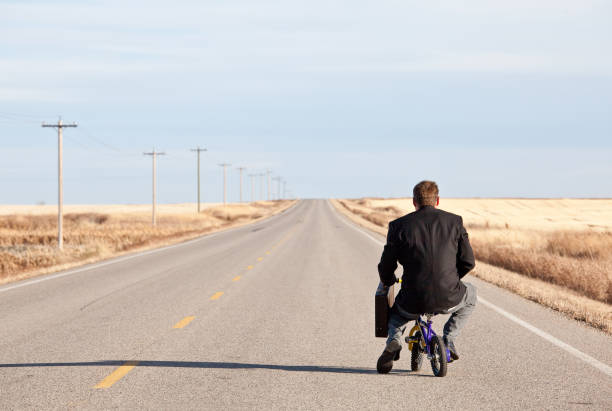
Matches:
[413,180,439,210]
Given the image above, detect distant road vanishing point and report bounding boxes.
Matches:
[0,200,610,409]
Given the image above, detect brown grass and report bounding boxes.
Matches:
[473,261,612,334]
[0,201,295,284]
[546,231,612,259]
[469,230,611,304]
[332,198,612,333]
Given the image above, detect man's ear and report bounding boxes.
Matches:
[413,198,418,210]
[436,197,440,207]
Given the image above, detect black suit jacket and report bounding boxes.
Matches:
[378,205,475,314]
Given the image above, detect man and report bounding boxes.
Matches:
[376,180,476,374]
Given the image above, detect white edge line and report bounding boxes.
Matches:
[327,199,612,378]
[478,297,612,377]
[0,200,302,294]
[326,200,384,246]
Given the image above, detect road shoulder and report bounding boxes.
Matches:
[0,200,298,288]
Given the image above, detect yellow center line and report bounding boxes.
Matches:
[94,361,139,389]
[173,316,195,329]
[257,257,263,261]
[210,291,224,300]
[247,265,254,270]
[232,276,241,282]
[268,230,295,251]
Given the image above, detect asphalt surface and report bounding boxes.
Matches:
[1,199,610,410]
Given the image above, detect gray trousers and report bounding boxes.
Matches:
[386,282,477,347]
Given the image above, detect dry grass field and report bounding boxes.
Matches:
[0,200,295,285]
[0,203,225,216]
[364,198,612,232]
[333,198,612,333]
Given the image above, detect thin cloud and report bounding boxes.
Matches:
[304,52,612,76]
[0,87,75,103]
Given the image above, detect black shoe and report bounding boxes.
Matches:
[444,336,459,361]
[376,341,402,374]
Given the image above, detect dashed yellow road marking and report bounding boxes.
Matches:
[94,361,139,389]
[93,229,299,391]
[173,316,195,329]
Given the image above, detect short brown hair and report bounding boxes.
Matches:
[413,180,439,206]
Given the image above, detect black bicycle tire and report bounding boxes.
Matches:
[410,332,423,371]
[430,335,448,377]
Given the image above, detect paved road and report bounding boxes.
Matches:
[1,199,610,410]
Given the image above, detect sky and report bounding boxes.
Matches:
[1,0,611,204]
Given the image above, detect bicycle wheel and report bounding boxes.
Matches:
[410,331,423,371]
[429,335,448,377]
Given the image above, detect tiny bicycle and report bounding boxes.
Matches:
[405,313,451,377]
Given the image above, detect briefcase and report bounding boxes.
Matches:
[375,282,395,338]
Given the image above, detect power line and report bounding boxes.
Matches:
[0,110,50,119]
[0,113,44,125]
[77,125,122,152]
[6,113,284,207]
[63,132,95,150]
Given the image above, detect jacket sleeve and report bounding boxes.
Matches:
[378,221,399,286]
[456,217,475,278]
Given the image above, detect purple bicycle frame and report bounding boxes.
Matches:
[418,315,451,362]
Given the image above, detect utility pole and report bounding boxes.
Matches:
[248,174,256,202]
[283,180,287,200]
[42,117,77,250]
[273,176,282,200]
[190,147,207,213]
[236,167,246,202]
[258,173,265,201]
[266,169,271,201]
[144,149,165,226]
[218,163,231,205]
